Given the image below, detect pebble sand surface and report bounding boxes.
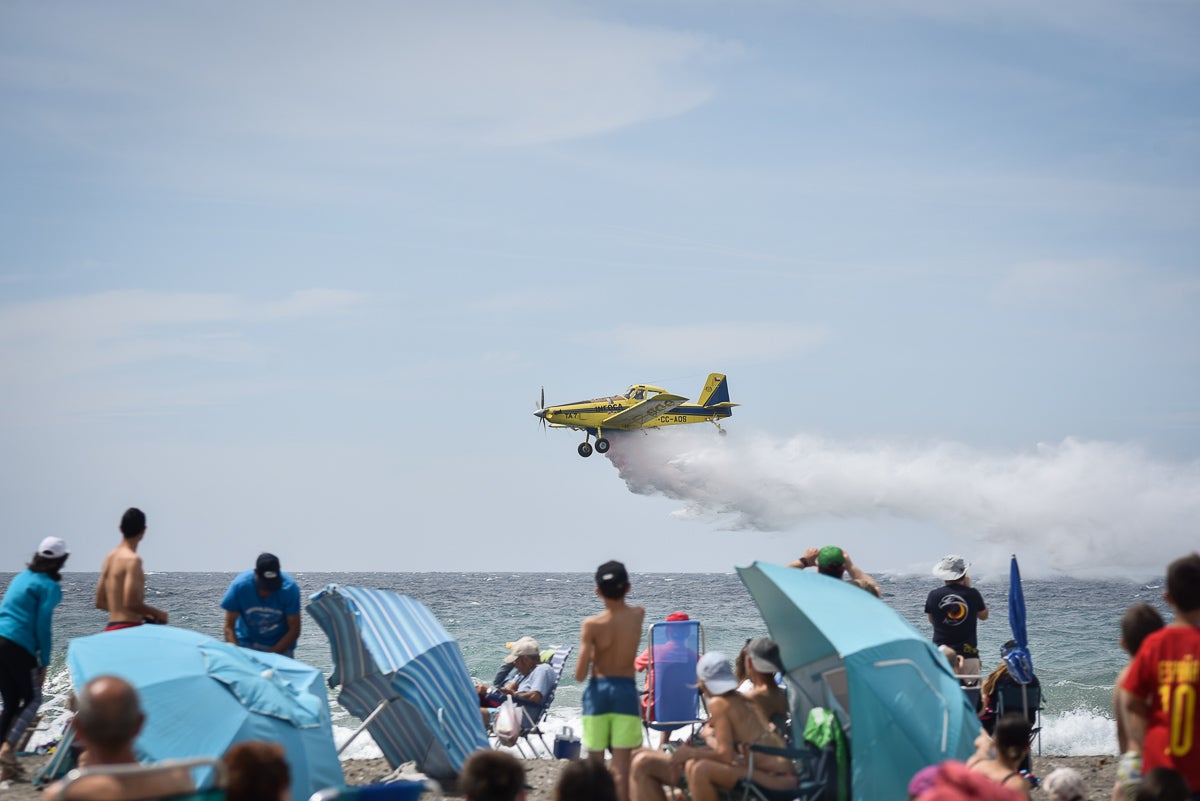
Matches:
[0,752,1119,800]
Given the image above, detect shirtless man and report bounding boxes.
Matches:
[95,508,168,631]
[575,560,645,801]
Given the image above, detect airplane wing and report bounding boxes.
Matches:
[601,394,687,429]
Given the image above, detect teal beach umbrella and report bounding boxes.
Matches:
[66,624,344,800]
[737,561,979,801]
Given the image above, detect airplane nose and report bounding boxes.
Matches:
[534,409,547,419]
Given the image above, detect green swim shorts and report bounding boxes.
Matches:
[582,676,642,750]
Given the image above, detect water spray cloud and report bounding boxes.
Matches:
[607,428,1200,576]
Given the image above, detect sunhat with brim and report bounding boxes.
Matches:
[695,651,738,695]
[933,555,970,581]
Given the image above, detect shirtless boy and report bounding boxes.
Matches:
[95,508,168,630]
[575,560,645,801]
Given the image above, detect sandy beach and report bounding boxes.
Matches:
[0,751,1119,800]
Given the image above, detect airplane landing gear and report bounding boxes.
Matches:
[578,442,593,458]
[595,437,610,454]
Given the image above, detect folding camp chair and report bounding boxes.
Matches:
[309,780,429,800]
[642,619,705,747]
[995,679,1043,770]
[738,707,846,801]
[46,756,226,801]
[489,645,573,758]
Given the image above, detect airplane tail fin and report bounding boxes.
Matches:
[697,373,737,408]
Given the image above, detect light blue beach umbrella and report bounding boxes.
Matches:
[1003,554,1035,684]
[306,585,488,779]
[66,624,344,800]
[737,561,979,801]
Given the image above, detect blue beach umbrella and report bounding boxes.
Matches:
[306,585,488,780]
[1003,554,1035,684]
[738,561,979,801]
[66,624,344,800]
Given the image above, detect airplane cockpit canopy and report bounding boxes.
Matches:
[623,384,667,400]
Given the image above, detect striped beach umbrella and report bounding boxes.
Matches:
[306,585,487,779]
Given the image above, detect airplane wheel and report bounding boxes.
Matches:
[719,429,728,437]
[578,442,593,458]
[595,438,610,454]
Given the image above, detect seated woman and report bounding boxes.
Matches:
[966,713,1033,799]
[736,638,788,736]
[631,652,797,801]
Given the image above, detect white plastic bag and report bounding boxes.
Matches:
[494,696,521,747]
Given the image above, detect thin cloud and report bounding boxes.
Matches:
[1,3,730,153]
[835,0,1200,69]
[0,289,366,378]
[601,322,830,365]
[469,288,576,314]
[994,260,1200,315]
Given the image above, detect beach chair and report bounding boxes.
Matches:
[515,644,573,758]
[995,679,1043,768]
[309,780,428,800]
[737,707,846,801]
[642,619,705,747]
[46,756,226,801]
[33,718,80,788]
[488,644,573,758]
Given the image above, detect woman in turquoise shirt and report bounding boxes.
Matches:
[0,536,68,782]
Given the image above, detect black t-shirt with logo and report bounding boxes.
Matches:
[924,584,987,656]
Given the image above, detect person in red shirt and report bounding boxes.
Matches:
[634,611,693,748]
[1121,552,1200,799]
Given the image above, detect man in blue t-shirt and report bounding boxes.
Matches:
[220,553,301,656]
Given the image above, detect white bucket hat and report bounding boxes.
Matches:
[933,555,970,581]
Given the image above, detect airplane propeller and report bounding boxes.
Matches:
[534,386,547,431]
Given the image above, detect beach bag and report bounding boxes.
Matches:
[494,696,521,747]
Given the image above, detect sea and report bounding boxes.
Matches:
[3,570,1171,761]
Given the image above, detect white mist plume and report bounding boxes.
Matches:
[607,428,1200,576]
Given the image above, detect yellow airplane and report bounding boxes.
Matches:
[534,373,738,457]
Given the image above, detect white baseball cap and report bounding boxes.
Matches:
[38,536,68,559]
[696,651,738,696]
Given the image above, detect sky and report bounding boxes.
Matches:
[1,1,1197,579]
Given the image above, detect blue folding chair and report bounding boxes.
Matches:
[642,620,705,746]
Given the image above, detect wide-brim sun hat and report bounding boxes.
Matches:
[933,555,970,581]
